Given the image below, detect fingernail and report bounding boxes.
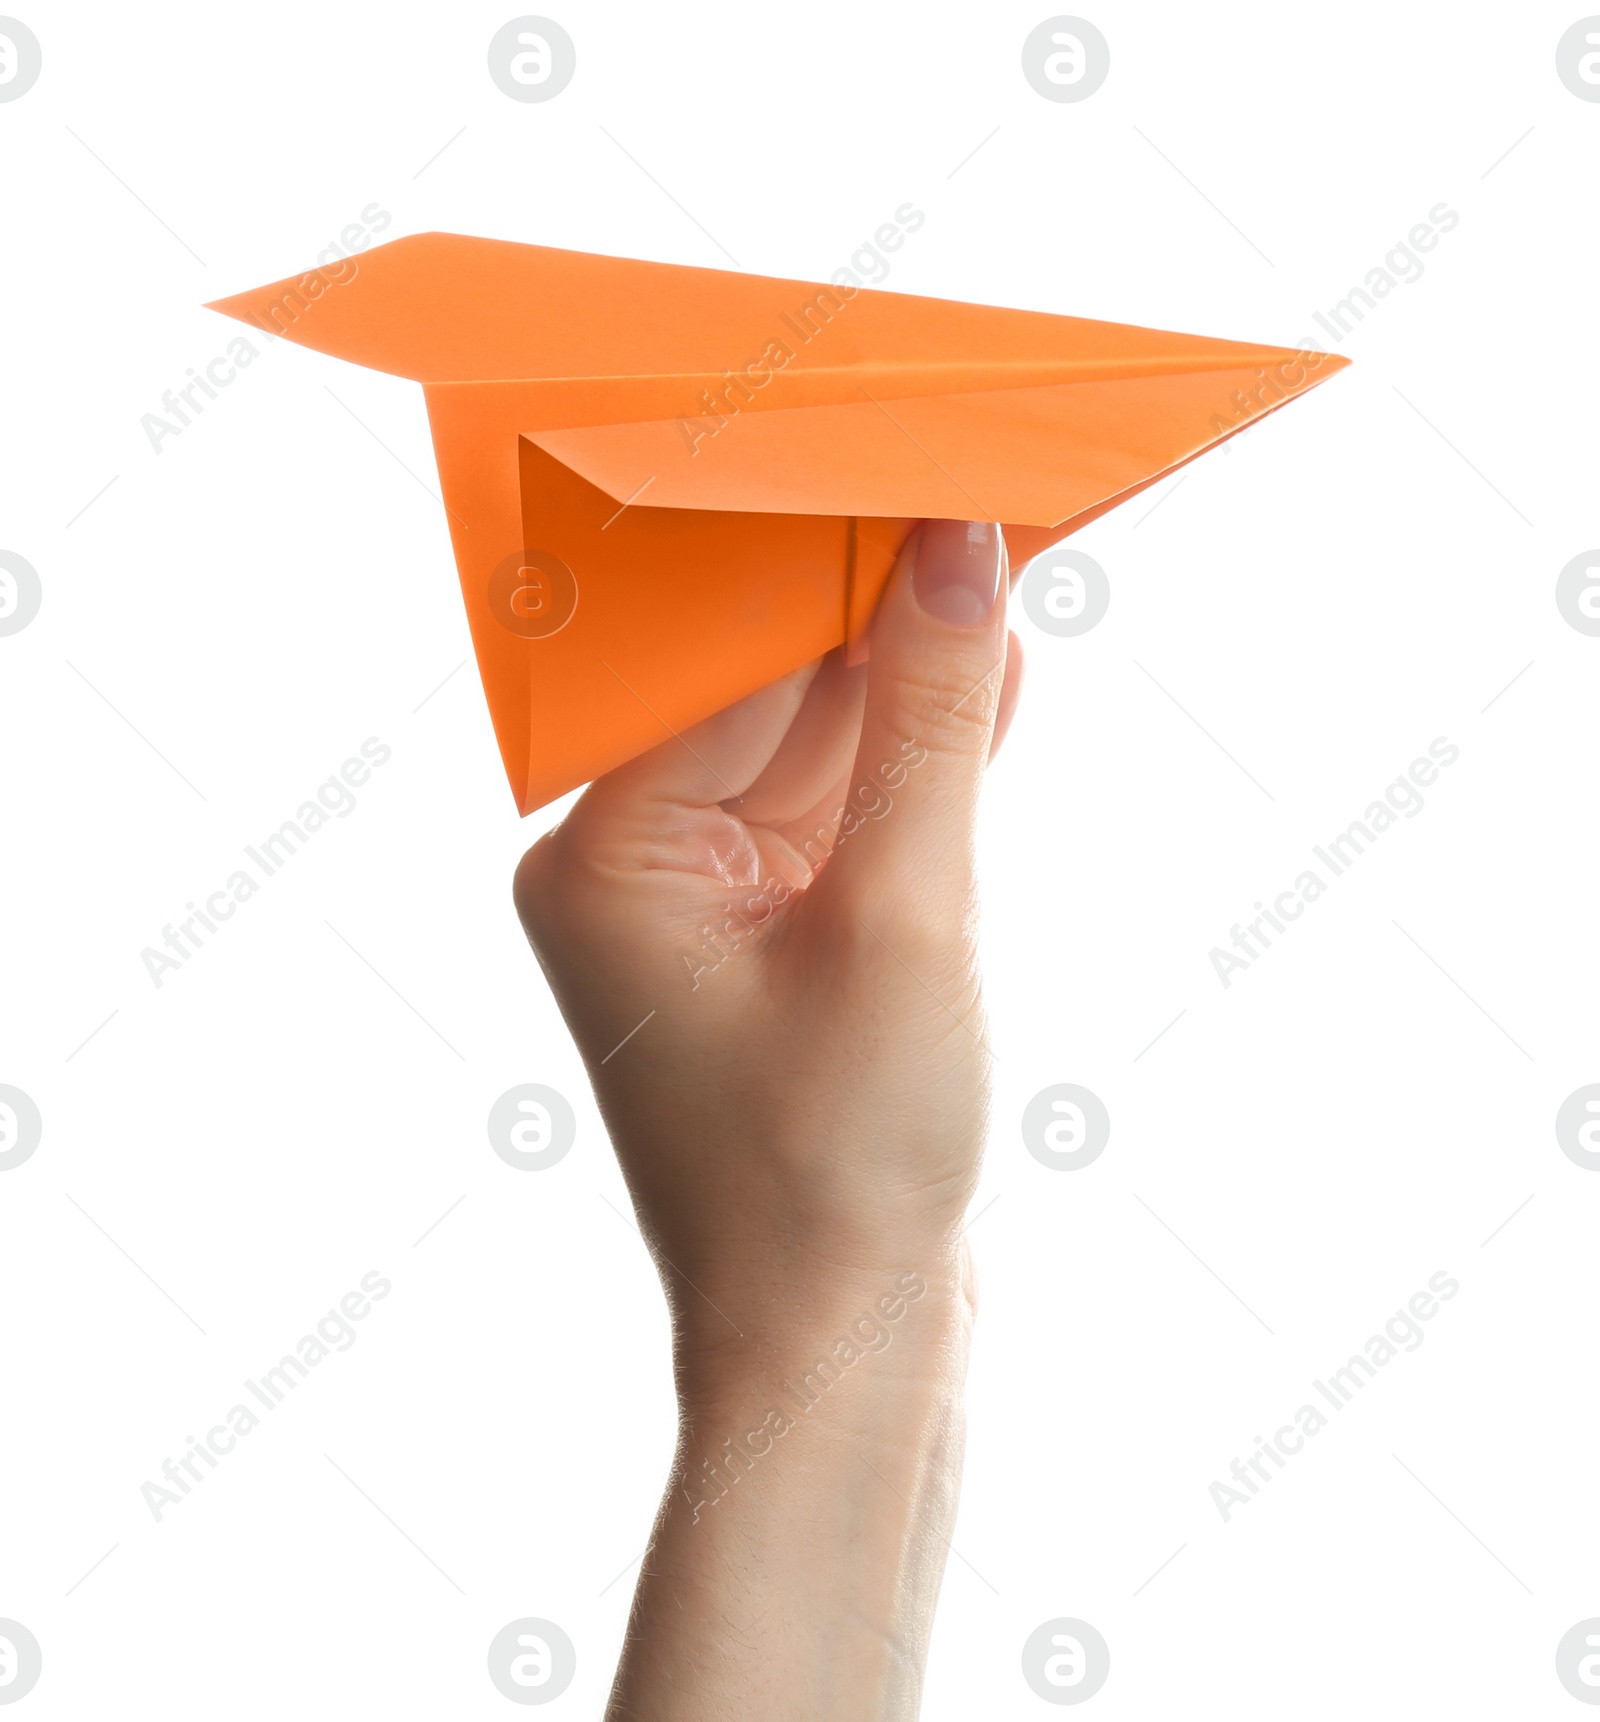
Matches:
[913,520,1004,628]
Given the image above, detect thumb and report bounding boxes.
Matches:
[806,518,1009,932]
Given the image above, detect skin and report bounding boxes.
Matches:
[515,519,1023,1719]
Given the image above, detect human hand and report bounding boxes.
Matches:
[514,518,1021,1718]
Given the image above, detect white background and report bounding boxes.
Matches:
[3,2,1598,1715]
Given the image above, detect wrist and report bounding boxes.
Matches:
[611,1263,973,1719]
[670,1248,975,1422]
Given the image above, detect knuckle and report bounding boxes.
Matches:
[851,880,981,984]
[885,660,999,759]
[511,833,571,946]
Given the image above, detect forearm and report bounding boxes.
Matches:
[605,1263,974,1721]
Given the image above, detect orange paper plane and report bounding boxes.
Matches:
[208,233,1348,815]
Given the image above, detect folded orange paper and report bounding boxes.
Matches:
[208,233,1348,815]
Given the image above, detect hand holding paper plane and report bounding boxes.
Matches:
[208,233,1348,814]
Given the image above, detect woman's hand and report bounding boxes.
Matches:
[514,519,1021,1720]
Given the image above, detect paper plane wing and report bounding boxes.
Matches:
[208,233,1348,815]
